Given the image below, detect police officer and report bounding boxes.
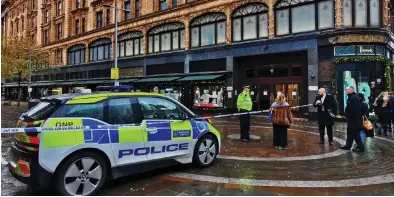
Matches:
[237,85,253,142]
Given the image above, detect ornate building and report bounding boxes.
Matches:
[2,0,394,115]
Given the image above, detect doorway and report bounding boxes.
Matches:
[255,83,302,111]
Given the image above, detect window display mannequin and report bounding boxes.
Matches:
[194,87,201,105]
[201,90,210,103]
[217,87,224,107]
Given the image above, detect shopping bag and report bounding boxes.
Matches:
[267,112,273,121]
[360,130,366,143]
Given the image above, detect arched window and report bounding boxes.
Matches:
[68,44,86,65]
[89,38,112,62]
[275,0,334,36]
[148,22,185,53]
[232,3,269,41]
[342,0,381,27]
[118,31,143,57]
[190,13,227,47]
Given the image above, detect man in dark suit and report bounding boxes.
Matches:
[341,86,364,152]
[314,88,337,145]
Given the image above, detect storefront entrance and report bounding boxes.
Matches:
[251,83,302,111]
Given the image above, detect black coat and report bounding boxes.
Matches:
[361,102,369,118]
[313,94,337,126]
[345,93,363,130]
[375,99,392,124]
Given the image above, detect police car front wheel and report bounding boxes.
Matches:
[55,151,108,196]
[193,135,218,167]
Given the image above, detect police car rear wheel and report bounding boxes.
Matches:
[55,152,107,196]
[194,135,218,167]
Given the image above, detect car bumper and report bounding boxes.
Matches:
[8,142,53,188]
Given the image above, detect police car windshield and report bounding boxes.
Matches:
[24,101,59,121]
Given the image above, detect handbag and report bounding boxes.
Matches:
[267,111,273,121]
[362,116,373,131]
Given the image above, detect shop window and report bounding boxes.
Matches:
[149,86,182,101]
[342,0,381,27]
[245,69,254,78]
[89,38,112,62]
[146,63,184,75]
[232,3,269,42]
[189,59,226,73]
[193,85,225,108]
[118,31,143,57]
[190,13,226,48]
[68,44,86,65]
[275,0,334,36]
[138,97,180,120]
[148,22,185,53]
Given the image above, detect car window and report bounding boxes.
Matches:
[51,102,104,121]
[138,97,180,120]
[24,101,60,120]
[108,97,139,124]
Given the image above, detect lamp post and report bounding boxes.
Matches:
[103,4,130,86]
[28,48,32,99]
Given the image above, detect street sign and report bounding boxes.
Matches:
[111,68,119,79]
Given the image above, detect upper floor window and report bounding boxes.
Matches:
[173,0,178,7]
[16,20,19,32]
[76,0,80,8]
[232,3,269,42]
[97,11,103,28]
[82,18,86,33]
[68,44,86,65]
[125,0,131,20]
[148,22,185,53]
[21,17,24,31]
[75,19,79,35]
[44,10,49,23]
[275,0,335,36]
[57,23,62,40]
[160,0,167,10]
[11,22,13,35]
[342,0,381,27]
[118,31,143,57]
[190,13,226,48]
[106,8,111,26]
[135,0,140,17]
[57,0,62,16]
[56,49,63,64]
[89,38,112,62]
[43,29,49,44]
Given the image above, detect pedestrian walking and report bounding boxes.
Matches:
[270,93,293,150]
[358,93,370,145]
[373,92,392,136]
[153,86,159,94]
[340,86,364,152]
[237,85,253,142]
[313,88,337,145]
[388,92,394,134]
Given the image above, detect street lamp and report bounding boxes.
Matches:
[103,4,130,86]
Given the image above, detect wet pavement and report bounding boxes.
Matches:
[1,104,394,195]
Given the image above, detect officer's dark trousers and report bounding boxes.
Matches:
[319,125,333,142]
[240,110,250,139]
[345,127,364,150]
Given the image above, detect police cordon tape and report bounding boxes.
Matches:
[0,104,313,134]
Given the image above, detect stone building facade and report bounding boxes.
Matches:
[2,0,394,115]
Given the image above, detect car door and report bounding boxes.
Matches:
[107,97,148,166]
[138,97,193,160]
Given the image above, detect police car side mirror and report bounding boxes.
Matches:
[180,113,188,121]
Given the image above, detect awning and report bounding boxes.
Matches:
[119,78,139,83]
[2,83,28,87]
[31,82,54,87]
[177,75,223,81]
[136,77,180,82]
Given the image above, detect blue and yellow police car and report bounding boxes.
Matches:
[9,88,220,195]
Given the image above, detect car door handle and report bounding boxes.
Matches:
[145,128,157,134]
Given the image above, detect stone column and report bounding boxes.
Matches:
[36,0,43,45]
[335,0,342,27]
[268,0,275,39]
[307,48,319,113]
[64,0,71,38]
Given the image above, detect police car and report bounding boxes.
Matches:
[9,89,220,195]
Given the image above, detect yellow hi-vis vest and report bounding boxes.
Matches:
[237,90,252,111]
